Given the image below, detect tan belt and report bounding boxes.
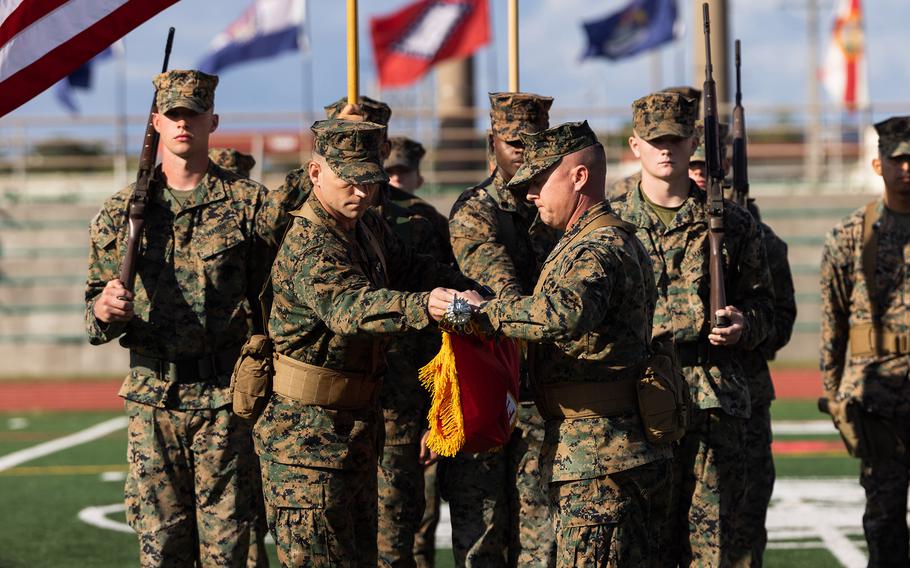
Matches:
[272,353,379,410]
[536,376,639,420]
[849,323,910,358]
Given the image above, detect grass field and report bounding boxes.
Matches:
[0,398,869,567]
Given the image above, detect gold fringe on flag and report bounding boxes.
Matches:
[418,331,465,457]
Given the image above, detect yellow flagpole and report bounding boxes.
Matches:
[347,0,359,105]
[508,0,519,92]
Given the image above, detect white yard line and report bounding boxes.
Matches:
[772,420,837,435]
[0,416,127,472]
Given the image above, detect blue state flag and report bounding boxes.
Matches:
[197,0,308,75]
[582,0,678,61]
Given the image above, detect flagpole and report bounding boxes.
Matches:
[300,0,313,165]
[347,0,359,104]
[115,41,128,187]
[508,0,519,92]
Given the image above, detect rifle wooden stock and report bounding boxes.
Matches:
[731,39,749,208]
[119,28,174,292]
[701,3,728,329]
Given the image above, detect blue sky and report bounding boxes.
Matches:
[4,0,909,128]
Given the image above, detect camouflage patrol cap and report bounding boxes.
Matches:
[874,116,910,157]
[508,121,599,187]
[153,69,218,113]
[384,136,426,171]
[324,95,392,126]
[691,120,730,162]
[663,86,702,109]
[209,148,256,178]
[632,92,698,141]
[311,119,389,184]
[489,92,553,141]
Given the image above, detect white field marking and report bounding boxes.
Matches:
[768,478,868,568]
[0,416,128,472]
[773,420,837,436]
[6,417,29,430]
[78,503,276,544]
[100,471,126,482]
[78,504,133,534]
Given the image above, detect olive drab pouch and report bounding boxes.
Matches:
[637,347,689,445]
[827,398,905,461]
[230,334,274,421]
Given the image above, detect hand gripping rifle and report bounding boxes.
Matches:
[731,39,749,209]
[119,28,175,292]
[701,4,729,329]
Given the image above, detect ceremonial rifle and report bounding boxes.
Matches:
[119,28,175,292]
[731,39,749,209]
[701,4,729,328]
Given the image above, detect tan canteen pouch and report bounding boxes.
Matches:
[825,398,904,460]
[637,349,689,445]
[230,334,274,421]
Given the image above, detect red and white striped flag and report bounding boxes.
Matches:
[821,0,868,112]
[0,0,178,117]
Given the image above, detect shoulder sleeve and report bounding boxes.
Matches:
[84,192,129,344]
[277,218,432,337]
[819,216,859,397]
[449,189,523,299]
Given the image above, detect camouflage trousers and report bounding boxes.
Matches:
[123,401,267,568]
[378,442,426,568]
[860,414,910,567]
[673,407,747,568]
[549,459,672,568]
[260,461,378,567]
[414,462,440,568]
[730,403,775,567]
[440,403,555,567]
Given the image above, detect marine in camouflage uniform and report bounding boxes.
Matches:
[252,119,475,567]
[85,70,268,568]
[458,121,673,567]
[718,163,797,567]
[447,91,560,567]
[209,147,256,179]
[820,116,910,567]
[607,87,702,202]
[373,130,452,567]
[611,92,775,567]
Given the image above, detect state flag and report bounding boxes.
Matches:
[582,0,678,61]
[821,0,868,111]
[370,0,490,89]
[196,0,308,76]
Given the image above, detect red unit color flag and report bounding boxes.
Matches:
[370,0,490,89]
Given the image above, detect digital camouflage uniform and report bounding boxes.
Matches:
[820,116,910,567]
[728,217,795,567]
[378,130,452,568]
[607,171,640,201]
[475,121,674,567]
[611,92,775,568]
[327,100,453,567]
[252,119,474,567]
[209,147,256,179]
[447,91,559,567]
[85,70,268,568]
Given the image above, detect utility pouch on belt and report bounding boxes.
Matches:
[824,398,904,460]
[637,348,689,444]
[230,334,273,420]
